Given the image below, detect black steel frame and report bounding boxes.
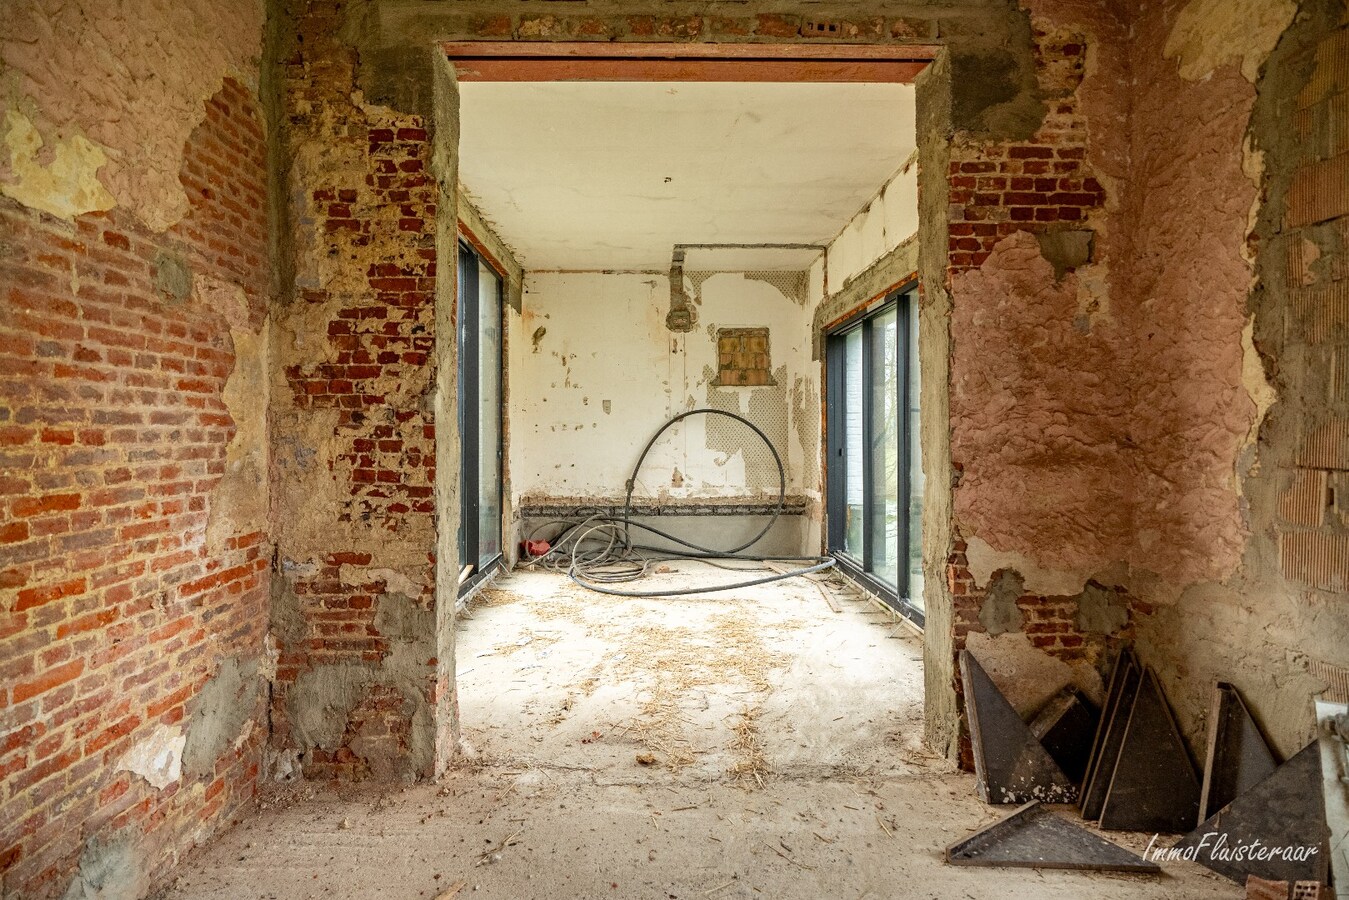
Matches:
[825,285,923,627]
[457,240,504,597]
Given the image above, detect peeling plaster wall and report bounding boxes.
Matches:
[939,1,1135,766]
[943,0,1348,766]
[0,0,270,891]
[511,271,817,516]
[268,0,444,783]
[260,0,1346,789]
[1125,0,1349,759]
[2,0,264,231]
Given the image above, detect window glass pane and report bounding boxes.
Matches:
[477,260,502,567]
[457,251,473,571]
[842,328,865,559]
[906,298,924,609]
[868,308,899,587]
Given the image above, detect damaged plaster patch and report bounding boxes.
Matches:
[1075,583,1129,634]
[2,0,265,230]
[285,593,435,779]
[61,830,147,900]
[182,657,259,778]
[951,231,1133,581]
[1240,316,1276,465]
[790,374,820,465]
[153,250,193,305]
[289,663,375,752]
[195,274,251,328]
[702,363,791,494]
[965,535,1092,596]
[338,565,424,600]
[269,574,307,646]
[372,590,433,641]
[0,108,115,220]
[1034,229,1094,281]
[1164,0,1297,83]
[265,747,302,782]
[949,46,1044,140]
[966,631,1104,717]
[207,317,269,553]
[275,295,344,365]
[116,724,185,790]
[978,570,1025,635]
[270,409,373,565]
[744,269,809,306]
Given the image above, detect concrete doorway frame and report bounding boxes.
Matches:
[427,39,959,774]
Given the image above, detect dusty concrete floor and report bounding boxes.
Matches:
[162,567,1242,899]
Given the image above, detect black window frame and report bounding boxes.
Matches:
[825,285,922,628]
[457,239,505,597]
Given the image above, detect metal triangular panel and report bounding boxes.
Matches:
[1081,649,1141,820]
[1031,688,1099,784]
[1099,668,1201,833]
[1172,742,1328,885]
[1199,682,1278,824]
[961,650,1077,804]
[946,801,1161,873]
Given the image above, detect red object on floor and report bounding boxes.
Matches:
[523,539,550,558]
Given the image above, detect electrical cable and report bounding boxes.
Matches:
[522,407,835,597]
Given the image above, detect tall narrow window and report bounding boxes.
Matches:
[826,287,922,625]
[457,241,504,591]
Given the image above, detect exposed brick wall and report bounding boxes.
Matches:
[270,0,441,780]
[945,28,1104,276]
[0,77,269,898]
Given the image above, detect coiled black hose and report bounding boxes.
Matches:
[524,408,835,597]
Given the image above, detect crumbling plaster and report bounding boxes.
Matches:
[511,271,817,510]
[273,0,1130,768]
[933,0,1347,766]
[1164,0,1299,83]
[207,312,271,554]
[264,0,1346,776]
[1,0,265,230]
[947,0,1273,593]
[284,593,436,779]
[1125,0,1349,760]
[951,230,1133,583]
[263,0,447,784]
[950,0,1349,761]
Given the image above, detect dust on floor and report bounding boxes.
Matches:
[160,567,1242,900]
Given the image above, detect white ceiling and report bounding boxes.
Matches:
[457,81,916,271]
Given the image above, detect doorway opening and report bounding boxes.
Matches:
[442,41,935,781]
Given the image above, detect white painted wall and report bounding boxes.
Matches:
[509,271,820,506]
[824,161,919,293]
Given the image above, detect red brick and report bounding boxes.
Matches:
[14,659,86,704]
[15,577,87,611]
[12,493,81,518]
